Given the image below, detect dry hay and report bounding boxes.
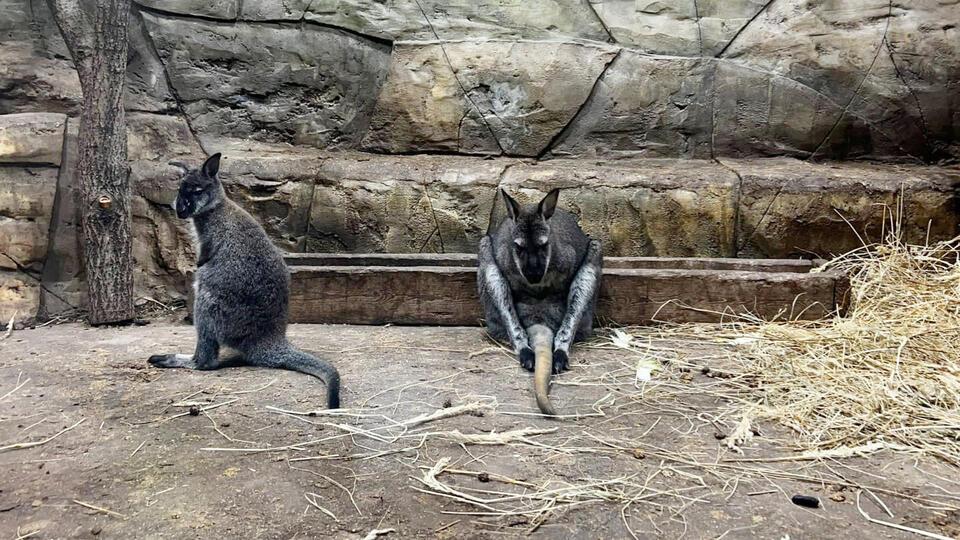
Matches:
[634,235,960,465]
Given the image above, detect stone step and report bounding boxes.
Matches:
[196,141,959,262]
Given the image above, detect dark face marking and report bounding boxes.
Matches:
[501,189,561,285]
[512,214,551,284]
[174,153,222,219]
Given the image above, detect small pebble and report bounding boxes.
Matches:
[477,472,490,483]
[632,448,645,459]
[188,405,200,416]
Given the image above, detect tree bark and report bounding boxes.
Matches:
[47,0,134,325]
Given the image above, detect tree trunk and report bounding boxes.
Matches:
[47,0,134,325]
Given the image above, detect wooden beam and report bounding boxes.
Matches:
[286,255,845,325]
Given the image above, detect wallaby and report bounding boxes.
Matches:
[148,153,341,409]
[478,188,602,416]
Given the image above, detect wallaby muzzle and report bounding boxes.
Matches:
[175,196,192,219]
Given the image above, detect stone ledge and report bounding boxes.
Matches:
[0,113,67,166]
[195,143,959,260]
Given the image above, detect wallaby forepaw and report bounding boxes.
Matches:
[518,347,535,371]
[148,354,193,369]
[552,349,569,374]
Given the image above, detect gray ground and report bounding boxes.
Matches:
[1,321,958,539]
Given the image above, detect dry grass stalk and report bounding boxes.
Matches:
[1,311,16,341]
[0,419,86,453]
[431,427,557,445]
[72,499,127,519]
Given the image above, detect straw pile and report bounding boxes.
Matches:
[724,236,960,464]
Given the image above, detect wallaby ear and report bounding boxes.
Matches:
[538,188,560,220]
[201,153,222,179]
[501,189,522,221]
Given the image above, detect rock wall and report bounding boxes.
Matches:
[1,0,958,322]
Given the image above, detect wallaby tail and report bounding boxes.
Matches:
[248,341,341,409]
[528,324,557,417]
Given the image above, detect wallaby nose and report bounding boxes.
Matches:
[524,271,545,284]
[175,197,190,219]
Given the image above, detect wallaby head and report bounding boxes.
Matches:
[500,188,561,285]
[173,153,225,219]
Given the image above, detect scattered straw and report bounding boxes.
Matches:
[618,234,960,465]
[0,419,86,454]
[730,237,960,464]
[0,311,15,341]
[361,529,396,540]
[72,499,127,519]
[0,372,29,402]
[856,490,953,540]
[304,492,338,521]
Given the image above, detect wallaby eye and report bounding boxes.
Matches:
[514,238,525,249]
[536,235,549,246]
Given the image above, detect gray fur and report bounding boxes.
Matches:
[148,153,341,409]
[478,188,602,375]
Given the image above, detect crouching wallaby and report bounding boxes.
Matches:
[478,188,602,416]
[148,153,341,409]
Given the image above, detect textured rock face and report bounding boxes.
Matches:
[306,153,503,253]
[720,0,960,161]
[0,42,81,115]
[731,159,960,258]
[142,12,391,149]
[0,113,66,166]
[588,0,770,56]
[362,41,618,156]
[2,0,958,323]
[548,52,715,159]
[3,0,958,160]
[138,0,611,42]
[0,167,58,271]
[0,271,37,323]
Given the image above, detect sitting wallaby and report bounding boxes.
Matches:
[148,153,341,409]
[478,188,602,416]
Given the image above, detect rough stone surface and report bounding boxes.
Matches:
[125,9,178,113]
[0,113,66,165]
[721,0,960,160]
[730,158,960,258]
[0,42,81,115]
[0,270,38,323]
[711,61,847,159]
[137,0,237,19]
[549,52,715,159]
[306,152,504,253]
[214,138,329,252]
[588,0,770,56]
[38,117,82,317]
[0,167,58,271]
[142,12,391,149]
[363,41,618,156]
[138,0,611,42]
